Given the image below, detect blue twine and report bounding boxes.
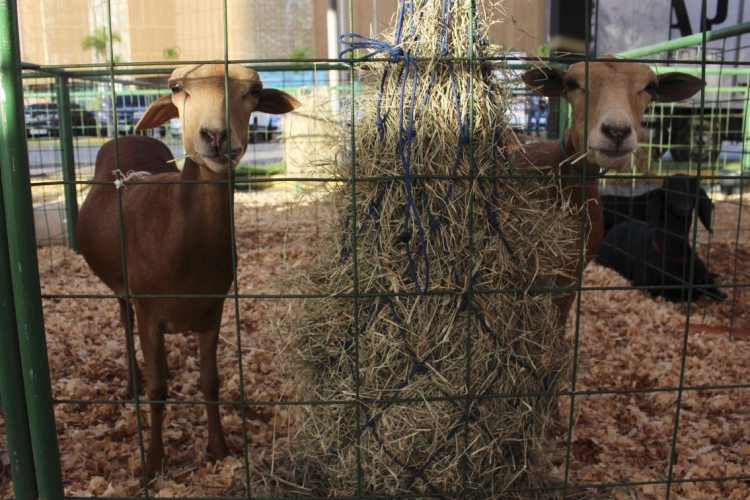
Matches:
[338,34,407,64]
[340,0,430,296]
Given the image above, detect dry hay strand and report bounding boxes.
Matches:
[282,1,581,497]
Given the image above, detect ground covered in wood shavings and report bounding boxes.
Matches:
[558,198,750,499]
[1,191,749,498]
[560,263,750,499]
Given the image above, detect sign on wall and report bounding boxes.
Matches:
[595,0,747,61]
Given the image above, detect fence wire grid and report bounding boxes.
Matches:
[1,0,749,499]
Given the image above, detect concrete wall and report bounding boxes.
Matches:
[17,0,317,65]
[127,0,177,63]
[312,0,546,59]
[18,0,91,65]
[17,1,546,66]
[489,0,548,53]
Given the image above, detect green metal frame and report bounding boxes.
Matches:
[0,173,38,500]
[617,21,750,59]
[0,0,65,497]
[55,74,80,252]
[1,0,750,498]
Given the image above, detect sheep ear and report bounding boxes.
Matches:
[255,89,301,114]
[654,72,704,103]
[521,66,567,97]
[697,190,714,232]
[135,95,179,130]
[647,189,665,227]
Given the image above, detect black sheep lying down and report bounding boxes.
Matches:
[601,175,713,233]
[597,186,726,302]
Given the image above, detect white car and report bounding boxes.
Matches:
[168,118,182,137]
[168,113,281,142]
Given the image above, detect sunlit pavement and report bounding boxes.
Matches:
[26,138,284,178]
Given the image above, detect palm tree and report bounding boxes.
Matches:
[290,45,314,73]
[162,46,181,61]
[81,28,121,62]
[290,45,314,62]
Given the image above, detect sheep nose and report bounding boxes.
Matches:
[601,123,632,142]
[200,128,227,149]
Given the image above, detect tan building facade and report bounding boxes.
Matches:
[326,0,547,58]
[17,0,545,66]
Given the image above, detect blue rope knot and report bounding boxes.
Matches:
[375,116,386,136]
[487,214,501,233]
[398,230,412,244]
[338,34,406,64]
[368,199,380,216]
[411,359,428,374]
[459,128,470,144]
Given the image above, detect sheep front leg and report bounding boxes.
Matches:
[139,318,168,478]
[118,298,144,399]
[555,291,577,328]
[199,322,229,462]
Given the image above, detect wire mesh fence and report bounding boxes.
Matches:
[1,0,750,499]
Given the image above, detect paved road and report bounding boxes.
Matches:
[26,138,284,179]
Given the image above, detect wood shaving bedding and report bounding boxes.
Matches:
[1,190,749,498]
[558,198,750,499]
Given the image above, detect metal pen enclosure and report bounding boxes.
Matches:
[1,0,750,498]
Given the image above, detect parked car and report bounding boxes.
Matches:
[248,111,282,143]
[164,111,281,142]
[168,117,182,137]
[98,93,160,136]
[25,103,97,138]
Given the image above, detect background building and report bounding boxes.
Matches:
[17,0,548,66]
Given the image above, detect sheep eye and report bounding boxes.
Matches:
[170,84,183,94]
[644,82,657,92]
[564,79,581,91]
[248,86,262,97]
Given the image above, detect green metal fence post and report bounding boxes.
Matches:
[55,73,79,252]
[558,98,571,137]
[743,88,750,173]
[0,0,65,497]
[0,173,38,500]
[616,21,750,59]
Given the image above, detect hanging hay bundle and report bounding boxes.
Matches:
[284,0,579,496]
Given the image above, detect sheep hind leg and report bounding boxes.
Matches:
[118,298,144,399]
[199,322,230,462]
[139,318,168,478]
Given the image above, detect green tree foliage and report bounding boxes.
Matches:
[290,45,314,62]
[162,46,181,61]
[81,27,121,62]
[290,45,314,73]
